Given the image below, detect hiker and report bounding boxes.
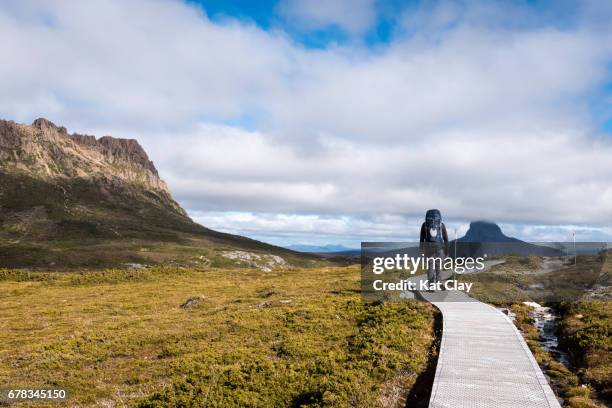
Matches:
[420,209,449,285]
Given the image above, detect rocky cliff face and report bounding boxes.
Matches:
[1,118,169,195]
[0,118,186,217]
[0,117,202,251]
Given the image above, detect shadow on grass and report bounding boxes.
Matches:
[405,308,442,408]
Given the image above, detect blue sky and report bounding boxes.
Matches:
[191,1,582,45]
[1,0,612,246]
[190,0,402,47]
[191,0,612,135]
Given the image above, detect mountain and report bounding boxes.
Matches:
[457,221,521,243]
[0,118,315,268]
[286,244,357,253]
[454,221,561,257]
[362,221,563,267]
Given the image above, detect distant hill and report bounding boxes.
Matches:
[286,244,357,253]
[0,118,316,268]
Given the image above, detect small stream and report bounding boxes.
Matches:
[522,302,571,368]
[501,302,571,369]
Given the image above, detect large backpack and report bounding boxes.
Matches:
[424,209,443,243]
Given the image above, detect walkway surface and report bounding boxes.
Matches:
[402,267,561,408]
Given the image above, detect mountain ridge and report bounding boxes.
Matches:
[0,118,315,268]
[286,244,357,253]
[1,118,172,196]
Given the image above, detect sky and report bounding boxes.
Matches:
[1,0,612,247]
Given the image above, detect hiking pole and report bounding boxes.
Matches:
[573,231,576,265]
[453,228,457,281]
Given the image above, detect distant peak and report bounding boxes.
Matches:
[32,117,55,127]
[469,220,502,230]
[32,117,67,133]
[459,220,520,242]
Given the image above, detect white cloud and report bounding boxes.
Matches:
[190,211,424,247]
[150,123,612,226]
[0,0,294,130]
[278,0,376,35]
[1,0,611,244]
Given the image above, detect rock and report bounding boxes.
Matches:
[98,136,158,175]
[0,118,175,199]
[69,133,98,147]
[197,255,212,267]
[32,117,67,134]
[180,296,206,309]
[124,263,145,270]
[584,285,612,300]
[222,251,287,271]
[95,399,116,408]
[255,299,292,309]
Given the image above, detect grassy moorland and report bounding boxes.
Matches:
[0,171,321,270]
[558,301,611,404]
[461,254,608,305]
[0,266,436,407]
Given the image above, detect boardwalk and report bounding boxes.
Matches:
[403,270,561,408]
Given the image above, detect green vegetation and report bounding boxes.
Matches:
[503,254,544,270]
[458,272,531,305]
[508,299,611,407]
[0,266,435,407]
[461,254,607,306]
[558,301,611,404]
[0,171,320,269]
[511,304,603,408]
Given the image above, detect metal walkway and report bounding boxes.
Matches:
[403,271,561,408]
